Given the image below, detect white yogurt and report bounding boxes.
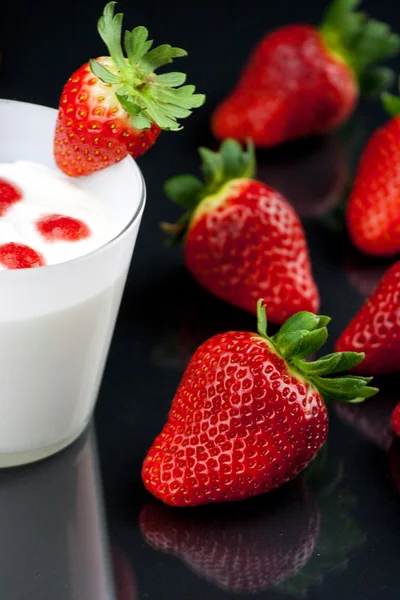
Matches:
[0,98,145,467]
[0,161,114,268]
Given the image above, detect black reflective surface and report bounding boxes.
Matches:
[2,0,400,598]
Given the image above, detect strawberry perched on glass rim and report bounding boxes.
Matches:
[54,2,205,177]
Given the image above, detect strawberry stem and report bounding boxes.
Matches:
[256,300,378,404]
[320,0,400,95]
[89,2,205,131]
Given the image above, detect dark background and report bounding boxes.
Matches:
[2,1,400,598]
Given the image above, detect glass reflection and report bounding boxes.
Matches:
[0,425,116,600]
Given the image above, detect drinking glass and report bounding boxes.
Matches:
[0,99,145,466]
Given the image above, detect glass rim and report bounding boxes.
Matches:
[0,98,146,277]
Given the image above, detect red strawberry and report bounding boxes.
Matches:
[164,139,319,324]
[391,403,400,437]
[0,243,45,269]
[335,260,400,375]
[36,214,91,242]
[142,301,377,507]
[139,481,320,593]
[54,2,204,177]
[211,0,399,148]
[0,178,22,215]
[346,95,400,256]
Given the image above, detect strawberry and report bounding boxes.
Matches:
[139,481,320,593]
[391,403,400,437]
[211,0,400,148]
[346,92,400,256]
[142,300,377,507]
[0,178,22,215]
[54,2,204,177]
[164,139,319,324]
[335,260,400,375]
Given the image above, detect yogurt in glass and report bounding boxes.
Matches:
[0,99,145,466]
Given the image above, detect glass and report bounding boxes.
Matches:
[0,99,146,467]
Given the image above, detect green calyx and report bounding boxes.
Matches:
[162,138,255,244]
[256,300,378,404]
[89,2,205,131]
[320,0,400,96]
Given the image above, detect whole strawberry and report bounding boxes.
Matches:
[164,139,319,324]
[54,2,204,176]
[211,0,399,148]
[346,93,400,255]
[142,301,377,507]
[336,260,400,375]
[391,403,400,437]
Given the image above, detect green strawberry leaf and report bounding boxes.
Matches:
[161,139,255,243]
[275,312,330,338]
[382,89,400,117]
[320,0,400,90]
[97,1,128,75]
[90,2,205,132]
[89,59,121,84]
[124,26,153,63]
[256,300,378,405]
[164,175,205,209]
[299,352,364,375]
[140,45,187,74]
[155,72,187,87]
[277,328,328,362]
[115,91,143,115]
[131,111,152,130]
[358,66,395,97]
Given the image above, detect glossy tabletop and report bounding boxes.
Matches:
[1,0,400,598]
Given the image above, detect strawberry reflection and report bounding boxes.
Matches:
[257,136,348,219]
[341,245,395,299]
[140,480,319,594]
[388,439,400,495]
[277,449,365,597]
[111,545,137,600]
[140,448,364,595]
[335,379,398,452]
